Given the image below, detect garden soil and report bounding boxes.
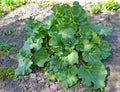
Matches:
[0,3,120,92]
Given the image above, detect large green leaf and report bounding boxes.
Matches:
[52,4,72,28]
[59,27,75,39]
[83,40,111,64]
[49,33,63,48]
[19,47,32,58]
[78,62,107,89]
[45,55,67,80]
[52,3,71,17]
[24,16,40,41]
[55,65,78,90]
[59,27,78,48]
[82,48,102,64]
[93,23,113,36]
[24,30,44,52]
[76,32,99,52]
[15,54,32,76]
[31,37,43,50]
[79,25,93,39]
[33,47,49,67]
[71,1,90,25]
[98,40,112,59]
[40,14,55,29]
[49,56,61,72]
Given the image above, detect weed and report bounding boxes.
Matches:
[0,40,16,55]
[0,0,25,16]
[98,0,119,11]
[0,66,14,80]
[4,26,16,36]
[90,4,100,14]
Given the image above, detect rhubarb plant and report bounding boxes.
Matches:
[15,1,112,91]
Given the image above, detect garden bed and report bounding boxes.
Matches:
[0,2,120,92]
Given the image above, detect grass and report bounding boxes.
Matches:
[0,40,16,55]
[0,66,14,80]
[90,4,100,14]
[0,0,25,17]
[98,0,119,11]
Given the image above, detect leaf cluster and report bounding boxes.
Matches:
[0,0,25,17]
[0,40,16,54]
[15,1,112,91]
[98,0,119,11]
[90,4,100,14]
[0,66,14,80]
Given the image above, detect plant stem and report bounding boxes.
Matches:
[79,60,86,66]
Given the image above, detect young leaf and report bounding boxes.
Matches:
[49,33,63,48]
[67,50,78,65]
[33,47,49,67]
[83,39,94,51]
[40,14,55,29]
[91,32,100,44]
[59,27,78,49]
[62,50,79,65]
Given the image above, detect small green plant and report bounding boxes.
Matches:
[0,0,25,16]
[0,26,16,36]
[15,2,112,91]
[98,0,119,11]
[0,66,14,80]
[4,26,16,36]
[0,0,25,7]
[90,4,100,14]
[0,40,16,54]
[0,8,4,17]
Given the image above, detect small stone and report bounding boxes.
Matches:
[23,76,29,79]
[0,82,4,89]
[57,89,64,92]
[36,76,41,81]
[29,73,36,80]
[50,84,57,90]
[22,87,27,92]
